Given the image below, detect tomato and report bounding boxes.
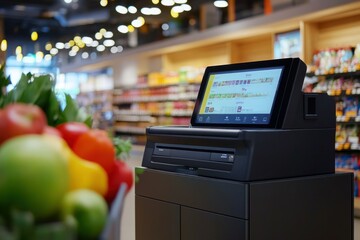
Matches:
[72,129,115,175]
[105,160,133,203]
[0,103,47,144]
[56,122,89,148]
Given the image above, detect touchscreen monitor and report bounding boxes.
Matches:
[191,58,300,128]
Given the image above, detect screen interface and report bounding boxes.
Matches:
[195,67,284,125]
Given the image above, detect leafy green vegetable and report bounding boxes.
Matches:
[56,94,91,126]
[0,64,11,104]
[113,137,132,159]
[0,66,92,127]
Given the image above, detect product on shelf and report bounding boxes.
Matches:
[335,153,360,197]
[308,44,360,75]
[335,124,359,151]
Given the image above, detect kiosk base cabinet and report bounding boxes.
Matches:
[135,168,353,240]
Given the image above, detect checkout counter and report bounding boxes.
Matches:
[135,58,354,240]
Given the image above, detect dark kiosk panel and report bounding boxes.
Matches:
[136,58,353,240]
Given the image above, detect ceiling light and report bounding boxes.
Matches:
[64,0,72,4]
[117,25,129,34]
[91,40,99,47]
[152,0,159,4]
[50,48,59,55]
[170,9,179,18]
[69,50,77,57]
[64,42,71,49]
[174,0,187,3]
[95,32,103,40]
[45,42,52,51]
[132,19,142,28]
[110,46,118,53]
[141,7,151,15]
[116,5,128,14]
[162,23,169,31]
[100,28,107,35]
[82,36,93,44]
[128,25,135,32]
[141,7,161,15]
[172,6,184,13]
[100,0,108,7]
[138,17,145,25]
[128,6,137,14]
[214,0,228,8]
[151,7,161,15]
[15,46,22,55]
[132,17,145,28]
[31,31,38,41]
[44,54,52,61]
[117,46,124,52]
[69,40,75,46]
[181,3,191,11]
[104,31,113,38]
[104,39,115,47]
[55,42,65,49]
[0,39,7,51]
[72,46,79,52]
[161,0,174,6]
[96,45,105,52]
[73,36,81,43]
[82,52,89,59]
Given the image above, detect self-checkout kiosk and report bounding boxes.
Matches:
[135,58,354,240]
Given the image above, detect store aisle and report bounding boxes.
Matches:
[120,146,360,240]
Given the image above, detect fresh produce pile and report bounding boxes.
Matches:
[0,66,133,240]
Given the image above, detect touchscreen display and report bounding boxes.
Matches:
[195,67,284,125]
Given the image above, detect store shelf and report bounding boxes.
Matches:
[113,92,198,104]
[113,79,199,143]
[307,70,360,79]
[335,143,360,152]
[114,126,146,135]
[337,116,360,123]
[355,197,360,218]
[76,90,113,129]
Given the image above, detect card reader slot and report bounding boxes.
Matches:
[148,126,241,138]
[151,156,233,171]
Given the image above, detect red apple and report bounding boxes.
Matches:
[43,126,62,137]
[0,103,47,144]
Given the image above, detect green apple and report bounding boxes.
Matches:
[0,135,69,220]
[60,189,108,240]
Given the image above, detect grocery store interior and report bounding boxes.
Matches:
[1,0,360,239]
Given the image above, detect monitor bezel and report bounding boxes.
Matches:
[190,58,297,128]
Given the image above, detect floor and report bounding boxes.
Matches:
[120,145,360,240]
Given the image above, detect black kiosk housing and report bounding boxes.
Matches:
[136,58,354,240]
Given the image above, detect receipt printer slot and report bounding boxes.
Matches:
[171,149,210,160]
